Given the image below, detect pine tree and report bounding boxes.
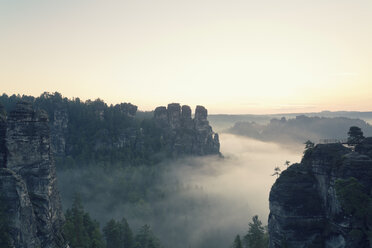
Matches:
[284,160,290,169]
[64,194,104,248]
[243,215,267,248]
[271,166,281,178]
[120,218,134,248]
[232,235,243,248]
[134,225,161,248]
[304,140,314,149]
[103,218,133,248]
[347,126,364,145]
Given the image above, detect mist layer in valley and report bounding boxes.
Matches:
[209,111,372,132]
[227,115,372,147]
[57,133,302,248]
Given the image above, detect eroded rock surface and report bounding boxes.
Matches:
[154,103,220,156]
[0,101,67,248]
[269,143,372,248]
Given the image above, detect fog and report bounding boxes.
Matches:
[57,134,302,248]
[227,116,372,149]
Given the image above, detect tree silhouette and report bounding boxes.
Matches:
[271,166,281,178]
[103,218,134,248]
[232,235,243,248]
[304,140,314,149]
[284,160,290,168]
[243,215,267,248]
[347,126,364,146]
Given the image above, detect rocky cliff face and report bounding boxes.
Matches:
[154,103,220,156]
[269,142,372,248]
[0,101,67,248]
[48,101,140,160]
[0,104,6,167]
[51,108,68,158]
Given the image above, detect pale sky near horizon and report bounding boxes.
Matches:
[1,0,371,114]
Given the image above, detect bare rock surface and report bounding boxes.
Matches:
[269,142,372,248]
[0,101,67,248]
[154,103,220,156]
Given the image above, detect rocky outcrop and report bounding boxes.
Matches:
[154,103,220,156]
[0,168,40,248]
[269,142,372,248]
[0,104,6,167]
[0,101,67,248]
[115,102,137,118]
[51,108,68,158]
[0,94,221,167]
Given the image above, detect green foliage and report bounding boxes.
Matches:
[303,140,315,158]
[0,92,165,168]
[336,177,372,246]
[134,225,162,248]
[232,235,243,248]
[231,215,268,248]
[335,177,372,219]
[64,194,105,248]
[103,218,134,248]
[0,195,12,248]
[243,215,268,248]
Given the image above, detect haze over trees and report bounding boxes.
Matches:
[64,195,163,248]
[231,215,268,248]
[228,115,372,145]
[5,92,370,247]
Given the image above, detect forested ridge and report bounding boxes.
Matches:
[0,92,163,168]
[0,92,224,248]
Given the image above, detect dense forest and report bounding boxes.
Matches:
[63,195,163,248]
[60,193,269,248]
[0,92,163,168]
[0,92,227,248]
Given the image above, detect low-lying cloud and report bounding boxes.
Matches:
[57,134,302,248]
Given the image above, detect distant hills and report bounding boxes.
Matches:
[227,115,372,145]
[209,111,372,132]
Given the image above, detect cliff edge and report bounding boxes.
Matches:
[154,103,220,157]
[0,101,67,248]
[268,140,372,247]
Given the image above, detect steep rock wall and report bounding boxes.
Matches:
[269,142,372,248]
[154,103,220,156]
[0,101,67,248]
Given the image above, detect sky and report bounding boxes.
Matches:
[1,0,371,114]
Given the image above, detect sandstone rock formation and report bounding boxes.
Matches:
[0,104,6,167]
[0,101,67,248]
[0,94,221,168]
[51,108,68,158]
[269,142,372,248]
[116,102,138,118]
[154,103,220,156]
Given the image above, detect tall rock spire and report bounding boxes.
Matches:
[0,101,67,248]
[154,103,220,156]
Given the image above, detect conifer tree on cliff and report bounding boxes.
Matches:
[347,126,364,145]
